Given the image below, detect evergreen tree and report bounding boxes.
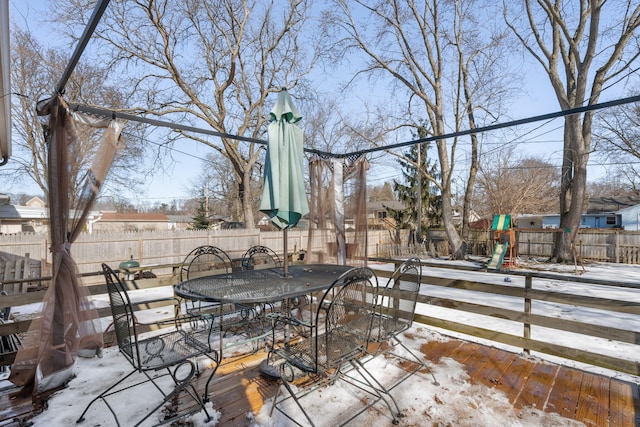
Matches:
[386,135,441,240]
[190,196,210,230]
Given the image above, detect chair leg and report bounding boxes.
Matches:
[350,359,403,424]
[77,362,214,427]
[202,350,220,403]
[270,363,316,427]
[390,336,439,386]
[76,369,138,425]
[134,366,210,427]
[272,378,316,427]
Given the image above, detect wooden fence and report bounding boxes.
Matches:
[0,229,408,286]
[0,259,637,378]
[434,228,640,264]
[3,226,640,290]
[378,258,640,376]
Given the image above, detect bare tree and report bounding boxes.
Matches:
[450,0,515,243]
[504,0,640,262]
[5,28,146,204]
[197,151,255,222]
[593,98,640,189]
[475,148,560,217]
[588,171,640,198]
[325,0,513,258]
[54,0,320,228]
[369,182,395,202]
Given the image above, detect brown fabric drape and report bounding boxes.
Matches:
[306,156,369,266]
[9,96,123,393]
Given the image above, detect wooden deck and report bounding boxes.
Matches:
[1,337,638,426]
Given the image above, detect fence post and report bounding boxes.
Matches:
[523,275,532,355]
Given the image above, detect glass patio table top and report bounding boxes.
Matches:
[174,264,353,304]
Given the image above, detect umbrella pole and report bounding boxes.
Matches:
[283,227,288,276]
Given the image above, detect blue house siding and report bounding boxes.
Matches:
[535,214,621,229]
[541,215,560,229]
[580,214,620,229]
[523,200,640,230]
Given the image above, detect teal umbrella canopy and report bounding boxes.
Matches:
[259,90,309,229]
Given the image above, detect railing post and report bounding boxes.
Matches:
[524,275,532,355]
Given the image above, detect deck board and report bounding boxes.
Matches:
[494,353,537,402]
[576,373,612,427]
[609,379,639,427]
[473,348,519,389]
[515,362,559,410]
[0,338,638,426]
[186,339,639,426]
[546,366,584,419]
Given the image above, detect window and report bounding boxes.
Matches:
[606,216,616,225]
[377,211,387,219]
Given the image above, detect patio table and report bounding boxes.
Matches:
[174,264,353,305]
[174,263,354,377]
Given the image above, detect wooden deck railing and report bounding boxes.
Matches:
[0,259,638,376]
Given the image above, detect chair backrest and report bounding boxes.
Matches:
[315,267,378,369]
[241,245,282,270]
[103,263,141,369]
[180,246,233,281]
[381,257,422,335]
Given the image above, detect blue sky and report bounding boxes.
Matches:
[7,0,630,205]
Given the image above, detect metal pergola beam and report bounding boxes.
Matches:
[72,93,640,160]
[55,0,111,96]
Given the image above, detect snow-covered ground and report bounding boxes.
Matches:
[12,257,640,425]
[29,326,586,427]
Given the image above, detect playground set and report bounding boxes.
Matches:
[486,214,517,270]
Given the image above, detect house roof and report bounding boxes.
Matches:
[98,212,168,222]
[166,215,194,223]
[26,196,45,207]
[586,196,640,214]
[0,204,47,220]
[368,200,405,211]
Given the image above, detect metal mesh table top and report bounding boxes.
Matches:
[174,264,353,304]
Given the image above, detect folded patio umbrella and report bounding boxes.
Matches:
[259,90,309,230]
[259,90,309,275]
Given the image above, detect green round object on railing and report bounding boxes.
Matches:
[119,256,140,270]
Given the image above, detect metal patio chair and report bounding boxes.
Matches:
[241,245,282,270]
[269,267,403,426]
[180,245,235,281]
[241,245,288,315]
[370,257,438,387]
[76,264,220,427]
[180,246,260,358]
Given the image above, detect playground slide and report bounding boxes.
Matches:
[487,242,508,270]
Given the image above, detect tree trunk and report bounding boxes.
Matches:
[442,185,465,259]
[554,116,589,263]
[437,135,465,259]
[243,170,255,229]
